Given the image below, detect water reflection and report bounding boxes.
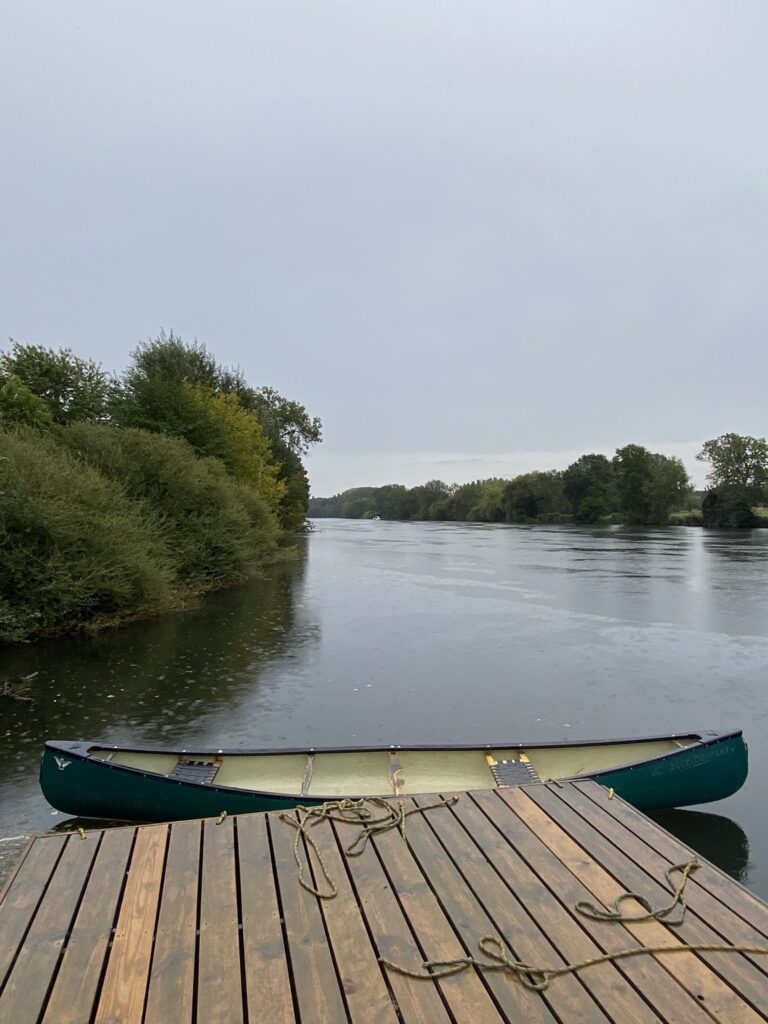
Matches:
[0,546,315,838]
[649,808,751,884]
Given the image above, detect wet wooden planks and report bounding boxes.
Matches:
[2,781,768,1024]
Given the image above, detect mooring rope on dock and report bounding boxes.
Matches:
[379,859,768,991]
[278,795,459,899]
[380,934,768,992]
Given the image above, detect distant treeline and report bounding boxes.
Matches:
[0,334,321,643]
[309,435,768,530]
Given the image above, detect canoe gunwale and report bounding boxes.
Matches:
[41,730,743,807]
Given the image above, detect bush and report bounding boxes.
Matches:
[701,489,759,528]
[0,428,174,641]
[59,423,279,585]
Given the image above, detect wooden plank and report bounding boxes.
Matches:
[513,786,767,1024]
[0,835,66,991]
[529,784,768,1017]
[197,817,244,1024]
[333,814,453,1024]
[43,828,135,1024]
[575,781,768,939]
[270,811,349,1024]
[0,832,99,1024]
[474,788,712,1024]
[143,820,202,1024]
[94,824,167,1024]
[405,795,565,1024]
[0,838,34,905]
[559,784,768,978]
[237,814,295,1024]
[371,801,506,1024]
[307,813,401,1024]
[423,791,661,1024]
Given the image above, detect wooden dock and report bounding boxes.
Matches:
[2,780,768,1023]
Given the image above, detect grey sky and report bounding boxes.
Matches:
[2,2,766,494]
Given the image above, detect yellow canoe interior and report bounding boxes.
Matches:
[89,735,698,798]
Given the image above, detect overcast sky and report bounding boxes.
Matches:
[2,2,767,494]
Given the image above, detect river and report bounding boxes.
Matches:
[2,519,767,896]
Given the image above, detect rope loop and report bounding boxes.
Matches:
[278,794,459,899]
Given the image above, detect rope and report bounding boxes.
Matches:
[575,859,700,926]
[380,935,768,992]
[379,858,768,991]
[279,795,459,899]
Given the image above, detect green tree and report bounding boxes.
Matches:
[0,372,54,428]
[648,454,691,524]
[115,332,319,529]
[0,342,114,424]
[612,445,655,524]
[697,434,768,497]
[503,471,567,522]
[562,454,615,523]
[613,445,691,525]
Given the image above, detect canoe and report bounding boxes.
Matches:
[40,730,747,822]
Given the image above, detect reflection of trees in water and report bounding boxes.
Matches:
[649,808,750,883]
[0,545,315,770]
[702,532,768,565]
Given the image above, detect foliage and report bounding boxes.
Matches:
[114,331,317,526]
[503,471,568,523]
[562,454,615,523]
[0,342,114,424]
[697,434,768,495]
[59,423,280,585]
[247,386,322,457]
[0,373,54,428]
[0,428,174,642]
[701,488,760,529]
[612,446,690,526]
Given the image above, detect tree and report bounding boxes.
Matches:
[562,454,615,523]
[115,332,320,528]
[697,434,768,498]
[648,454,691,524]
[0,342,114,424]
[503,471,567,522]
[613,445,691,525]
[0,372,54,428]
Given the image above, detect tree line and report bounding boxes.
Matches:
[309,435,768,529]
[0,333,321,643]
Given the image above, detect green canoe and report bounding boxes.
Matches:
[40,730,748,822]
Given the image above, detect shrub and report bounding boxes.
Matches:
[59,423,279,585]
[0,428,174,641]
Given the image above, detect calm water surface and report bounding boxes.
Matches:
[1,520,767,894]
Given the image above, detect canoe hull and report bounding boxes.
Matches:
[40,731,748,822]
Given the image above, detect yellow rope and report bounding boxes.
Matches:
[575,860,701,926]
[380,858,768,991]
[380,935,768,992]
[278,795,459,899]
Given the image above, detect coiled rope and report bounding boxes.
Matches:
[278,795,459,899]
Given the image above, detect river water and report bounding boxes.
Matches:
[1,519,767,896]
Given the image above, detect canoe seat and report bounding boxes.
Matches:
[488,757,541,788]
[169,758,221,785]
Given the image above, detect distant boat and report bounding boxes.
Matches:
[40,730,747,823]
